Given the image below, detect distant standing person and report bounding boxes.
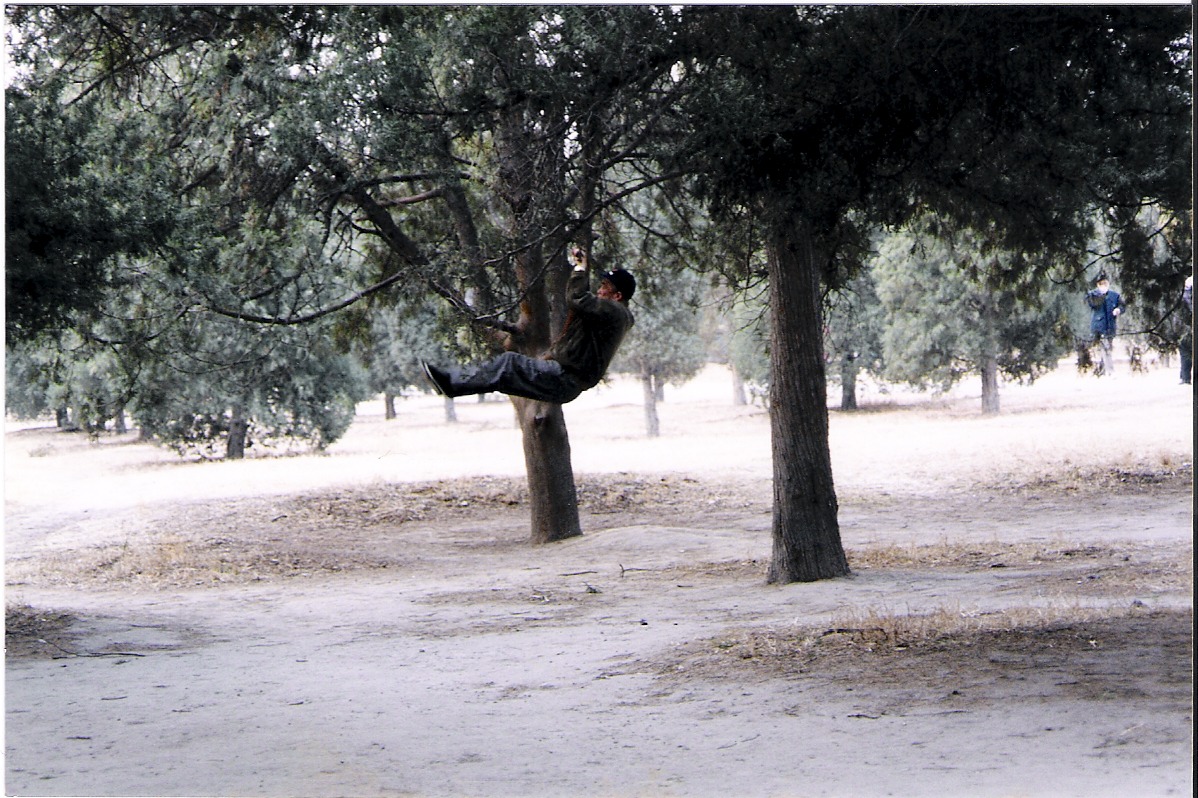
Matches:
[1180,275,1192,385]
[422,248,635,404]
[1086,272,1124,376]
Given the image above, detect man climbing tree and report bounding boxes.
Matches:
[423,248,635,404]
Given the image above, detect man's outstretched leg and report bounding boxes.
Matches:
[423,352,584,404]
[421,361,456,397]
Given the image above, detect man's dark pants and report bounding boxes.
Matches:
[437,352,586,404]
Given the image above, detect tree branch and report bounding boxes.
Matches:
[207,270,406,325]
[378,186,445,207]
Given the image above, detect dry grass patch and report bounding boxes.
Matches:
[664,604,1193,685]
[5,537,399,590]
[846,539,1189,571]
[204,474,763,532]
[4,603,79,659]
[984,461,1192,496]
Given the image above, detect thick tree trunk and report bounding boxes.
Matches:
[839,354,859,411]
[443,396,458,424]
[641,370,661,438]
[765,215,850,583]
[516,398,582,543]
[384,392,397,420]
[496,100,582,544]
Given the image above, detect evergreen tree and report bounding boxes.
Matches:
[132,316,368,459]
[364,297,463,422]
[4,80,175,342]
[727,287,771,407]
[873,218,1074,413]
[8,6,1188,562]
[611,267,707,437]
[824,265,887,411]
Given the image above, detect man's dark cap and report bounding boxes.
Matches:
[1095,272,1109,284]
[601,268,636,301]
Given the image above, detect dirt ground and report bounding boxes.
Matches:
[4,361,1194,798]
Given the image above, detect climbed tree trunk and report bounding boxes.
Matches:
[516,398,582,543]
[765,212,850,583]
[496,103,581,544]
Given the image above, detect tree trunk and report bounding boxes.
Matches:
[641,370,661,438]
[731,366,747,406]
[981,355,1000,414]
[443,396,458,424]
[839,354,859,411]
[70,402,87,432]
[495,98,582,544]
[765,214,849,583]
[226,405,248,459]
[980,291,1001,414]
[384,392,397,420]
[515,398,582,543]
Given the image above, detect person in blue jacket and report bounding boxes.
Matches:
[1086,273,1124,376]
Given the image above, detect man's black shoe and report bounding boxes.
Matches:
[422,361,453,397]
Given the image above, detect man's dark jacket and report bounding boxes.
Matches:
[550,270,634,387]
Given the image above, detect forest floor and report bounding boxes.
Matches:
[4,360,1194,798]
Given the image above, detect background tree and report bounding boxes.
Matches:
[611,267,707,437]
[873,218,1075,414]
[130,315,368,459]
[4,80,175,343]
[726,286,771,407]
[361,297,463,423]
[604,187,711,436]
[824,265,887,411]
[4,334,132,432]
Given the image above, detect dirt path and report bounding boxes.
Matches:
[5,363,1193,797]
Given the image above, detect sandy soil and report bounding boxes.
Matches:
[4,360,1194,798]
